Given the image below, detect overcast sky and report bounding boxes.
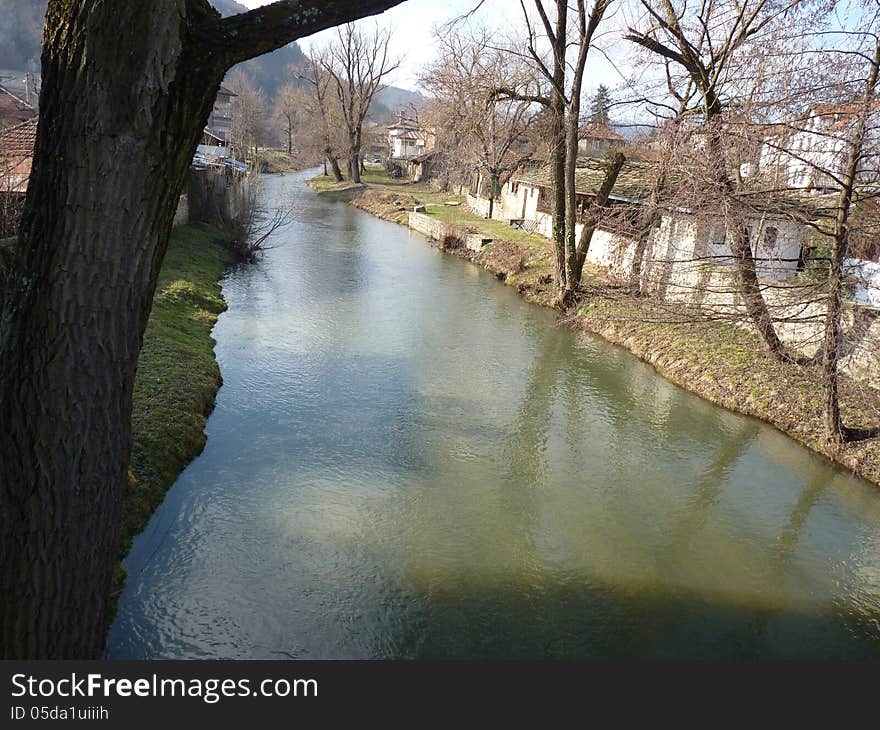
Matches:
[237,0,630,95]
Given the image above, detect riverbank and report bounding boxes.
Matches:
[260,150,319,174]
[308,172,880,487]
[112,224,231,607]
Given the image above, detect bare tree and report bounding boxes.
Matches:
[421,27,539,218]
[220,172,293,262]
[757,10,880,443]
[317,23,400,184]
[497,0,613,302]
[820,30,880,443]
[512,0,570,301]
[625,0,803,361]
[228,71,270,165]
[562,0,613,299]
[299,56,349,182]
[273,82,298,155]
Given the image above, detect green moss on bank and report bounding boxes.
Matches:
[111,224,231,605]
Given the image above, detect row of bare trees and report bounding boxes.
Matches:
[215,20,399,179]
[613,0,880,446]
[425,0,878,449]
[294,23,400,183]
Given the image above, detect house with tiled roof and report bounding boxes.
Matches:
[387,112,435,161]
[578,123,626,153]
[0,117,36,237]
[0,84,36,130]
[470,153,810,284]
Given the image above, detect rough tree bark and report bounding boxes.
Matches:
[548,4,568,300]
[562,0,610,303]
[518,0,568,300]
[0,0,404,660]
[822,34,880,445]
[569,151,625,287]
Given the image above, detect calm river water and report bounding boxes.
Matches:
[107,170,880,658]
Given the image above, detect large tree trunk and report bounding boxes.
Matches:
[822,35,880,445]
[326,151,344,182]
[487,170,499,219]
[705,117,789,362]
[569,151,624,288]
[823,239,847,442]
[549,4,568,302]
[0,0,224,660]
[562,107,581,303]
[725,216,790,361]
[0,0,405,660]
[561,0,607,304]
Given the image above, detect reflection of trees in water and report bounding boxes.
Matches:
[663,421,762,560]
[502,332,569,490]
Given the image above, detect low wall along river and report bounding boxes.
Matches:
[107,170,880,659]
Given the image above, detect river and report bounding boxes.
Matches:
[107,170,880,659]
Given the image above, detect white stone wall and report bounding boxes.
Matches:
[850,259,880,308]
[408,212,448,241]
[444,188,880,391]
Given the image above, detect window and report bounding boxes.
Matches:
[536,187,553,214]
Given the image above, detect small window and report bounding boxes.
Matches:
[763,226,778,250]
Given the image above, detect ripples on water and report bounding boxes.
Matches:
[107,170,880,659]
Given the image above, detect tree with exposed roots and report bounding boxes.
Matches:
[0,0,405,660]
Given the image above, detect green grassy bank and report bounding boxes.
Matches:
[112,224,231,605]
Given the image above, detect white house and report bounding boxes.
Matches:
[387,112,435,160]
[468,155,809,287]
[758,103,880,191]
[206,85,236,146]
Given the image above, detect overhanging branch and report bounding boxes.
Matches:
[201,0,407,69]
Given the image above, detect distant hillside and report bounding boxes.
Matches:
[372,87,427,123]
[0,0,307,99]
[209,0,307,98]
[0,1,422,119]
[613,123,655,139]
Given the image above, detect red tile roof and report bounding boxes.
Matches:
[0,118,37,158]
[0,119,37,193]
[579,123,625,142]
[0,85,36,123]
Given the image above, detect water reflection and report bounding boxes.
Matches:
[107,170,880,659]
